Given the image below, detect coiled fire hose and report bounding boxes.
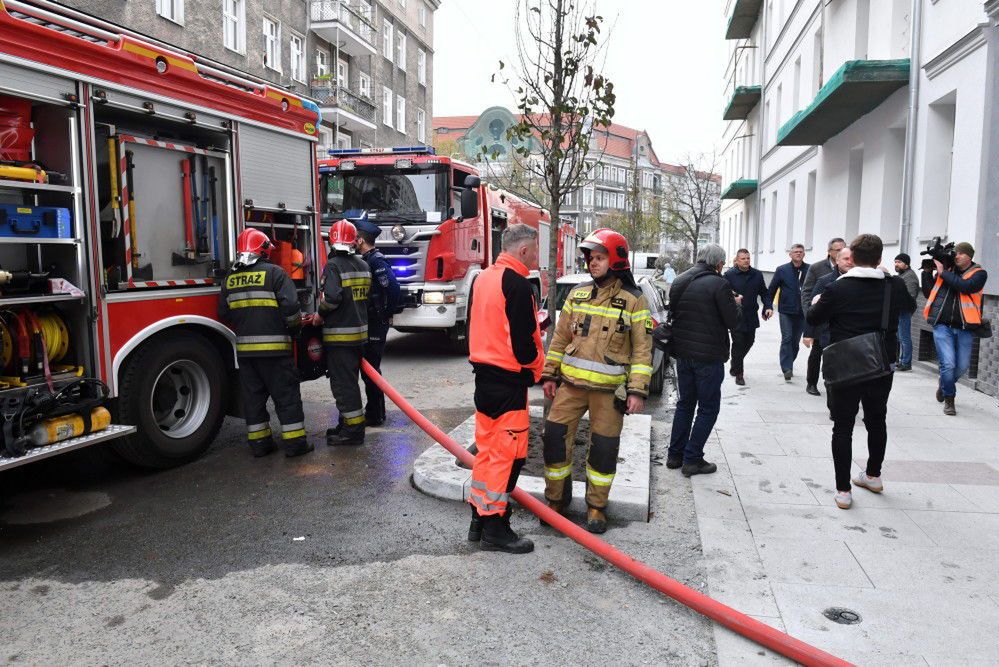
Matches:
[360,359,851,667]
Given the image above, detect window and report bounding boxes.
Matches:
[336,134,352,149]
[418,48,427,85]
[396,94,406,131]
[383,18,393,59]
[156,0,184,23]
[785,180,796,248]
[617,192,625,209]
[317,127,333,156]
[382,86,393,125]
[419,3,428,27]
[359,73,371,98]
[417,108,426,143]
[289,33,305,82]
[395,29,407,70]
[583,188,593,206]
[263,17,281,72]
[223,0,244,53]
[336,59,348,88]
[315,49,329,77]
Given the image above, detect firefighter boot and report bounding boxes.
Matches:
[539,477,572,527]
[284,439,315,458]
[467,505,483,542]
[480,511,534,554]
[586,507,608,534]
[250,439,277,458]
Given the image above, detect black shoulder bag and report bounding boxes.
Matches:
[651,272,710,358]
[821,280,893,388]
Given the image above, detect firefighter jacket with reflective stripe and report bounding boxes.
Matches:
[319,252,371,347]
[219,259,301,357]
[543,277,654,397]
[468,252,544,386]
[923,265,986,328]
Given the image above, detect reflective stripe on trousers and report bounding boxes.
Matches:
[247,421,272,441]
[341,408,365,426]
[281,421,306,440]
[323,325,368,343]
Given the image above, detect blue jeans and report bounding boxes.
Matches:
[897,311,913,366]
[933,324,973,398]
[668,358,724,464]
[778,312,805,373]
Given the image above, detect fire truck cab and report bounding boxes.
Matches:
[0,1,323,471]
[318,147,570,352]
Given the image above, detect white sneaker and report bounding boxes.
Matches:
[834,491,853,509]
[853,472,884,494]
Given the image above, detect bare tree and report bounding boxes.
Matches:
[604,156,660,266]
[662,153,722,262]
[495,0,616,342]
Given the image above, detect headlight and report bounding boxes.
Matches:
[423,291,444,304]
[391,225,406,242]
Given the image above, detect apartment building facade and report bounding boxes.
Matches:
[59,0,437,151]
[719,0,999,396]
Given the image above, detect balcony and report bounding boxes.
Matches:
[725,0,763,40]
[777,59,910,146]
[720,179,758,200]
[723,85,762,121]
[310,1,377,57]
[310,82,377,132]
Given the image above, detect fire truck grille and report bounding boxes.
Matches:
[378,244,426,284]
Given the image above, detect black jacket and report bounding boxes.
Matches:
[768,261,810,316]
[669,262,741,363]
[219,259,301,357]
[362,248,401,327]
[806,272,916,364]
[318,252,371,347]
[724,266,772,332]
[802,269,839,344]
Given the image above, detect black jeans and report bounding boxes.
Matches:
[828,374,894,491]
[362,321,389,422]
[806,340,824,386]
[730,329,756,376]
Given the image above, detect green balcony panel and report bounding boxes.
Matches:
[721,179,758,200]
[725,0,763,39]
[724,85,762,121]
[776,59,910,146]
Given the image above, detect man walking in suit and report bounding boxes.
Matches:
[800,238,846,396]
[768,244,809,380]
[724,249,773,386]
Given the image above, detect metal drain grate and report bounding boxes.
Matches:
[823,607,862,625]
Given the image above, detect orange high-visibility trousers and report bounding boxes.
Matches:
[468,375,529,516]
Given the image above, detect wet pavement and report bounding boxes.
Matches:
[0,330,714,665]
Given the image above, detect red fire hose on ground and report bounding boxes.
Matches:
[360,360,851,667]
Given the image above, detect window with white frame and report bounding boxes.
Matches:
[336,59,348,88]
[315,49,329,77]
[617,192,625,208]
[263,17,280,71]
[417,108,426,142]
[382,86,393,125]
[222,0,244,53]
[336,134,352,149]
[583,188,593,206]
[418,48,427,85]
[359,73,371,98]
[419,2,428,27]
[395,94,406,131]
[383,18,393,59]
[156,0,184,23]
[395,30,407,70]
[289,33,305,82]
[317,127,333,154]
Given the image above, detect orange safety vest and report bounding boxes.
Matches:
[468,252,544,380]
[923,266,984,325]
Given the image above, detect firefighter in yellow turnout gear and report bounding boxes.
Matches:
[541,228,653,533]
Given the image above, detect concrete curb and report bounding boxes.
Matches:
[412,406,652,522]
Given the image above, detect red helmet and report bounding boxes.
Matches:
[329,220,358,252]
[236,228,272,258]
[580,228,630,271]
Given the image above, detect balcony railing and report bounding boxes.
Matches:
[310,1,375,44]
[310,82,377,123]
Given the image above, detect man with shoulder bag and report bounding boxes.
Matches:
[806,234,915,510]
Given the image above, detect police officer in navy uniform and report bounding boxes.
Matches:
[354,217,401,426]
[219,229,313,458]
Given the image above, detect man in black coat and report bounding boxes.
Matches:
[667,244,742,477]
[724,249,773,385]
[800,238,846,395]
[806,234,916,510]
[768,244,809,380]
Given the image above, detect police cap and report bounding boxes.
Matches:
[354,218,382,242]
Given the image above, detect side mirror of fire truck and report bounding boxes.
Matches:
[460,175,481,220]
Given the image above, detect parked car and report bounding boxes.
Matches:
[547,273,668,395]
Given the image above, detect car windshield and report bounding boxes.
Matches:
[322,166,449,223]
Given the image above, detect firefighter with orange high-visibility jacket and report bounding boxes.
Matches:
[219,229,313,458]
[466,224,545,554]
[318,220,371,446]
[541,228,654,533]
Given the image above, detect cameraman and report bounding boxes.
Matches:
[921,242,988,415]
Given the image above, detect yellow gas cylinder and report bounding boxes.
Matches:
[27,406,111,447]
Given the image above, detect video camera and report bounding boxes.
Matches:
[920,236,956,270]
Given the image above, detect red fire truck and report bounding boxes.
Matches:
[0,1,323,470]
[317,147,577,352]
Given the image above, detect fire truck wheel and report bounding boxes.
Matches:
[113,332,226,469]
[448,321,469,355]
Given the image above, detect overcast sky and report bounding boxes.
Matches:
[433,1,726,166]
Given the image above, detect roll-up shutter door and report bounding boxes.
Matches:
[237,123,314,213]
[0,62,75,104]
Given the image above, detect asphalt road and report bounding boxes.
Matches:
[0,330,715,666]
